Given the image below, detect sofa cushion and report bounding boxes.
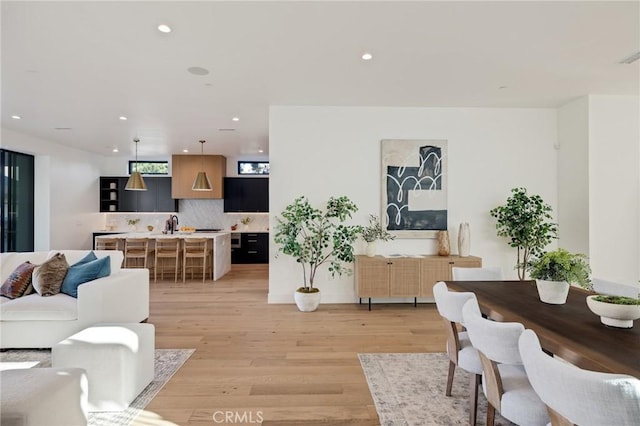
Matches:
[54,250,123,275]
[32,253,69,297]
[60,256,111,298]
[0,293,77,320]
[0,252,49,283]
[0,262,37,299]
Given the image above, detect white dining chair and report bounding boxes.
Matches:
[519,329,640,426]
[452,266,503,281]
[461,299,549,426]
[433,281,483,425]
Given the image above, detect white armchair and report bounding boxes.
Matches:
[461,299,549,426]
[433,281,483,425]
[519,329,640,426]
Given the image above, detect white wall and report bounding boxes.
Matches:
[587,95,640,283]
[2,128,105,250]
[557,97,590,255]
[269,106,558,303]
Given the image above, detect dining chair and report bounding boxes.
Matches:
[452,266,503,281]
[461,299,550,426]
[95,238,120,251]
[432,281,483,425]
[519,329,640,426]
[124,238,150,269]
[183,238,209,282]
[154,238,181,283]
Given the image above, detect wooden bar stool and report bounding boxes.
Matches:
[124,238,150,269]
[95,238,120,251]
[183,238,208,282]
[154,238,181,283]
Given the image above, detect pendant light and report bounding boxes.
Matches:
[192,140,212,191]
[125,138,147,191]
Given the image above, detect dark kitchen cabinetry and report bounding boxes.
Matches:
[231,232,269,264]
[99,177,178,213]
[224,178,269,212]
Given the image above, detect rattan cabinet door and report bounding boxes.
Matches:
[355,256,390,298]
[389,258,421,297]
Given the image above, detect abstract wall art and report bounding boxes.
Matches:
[381,139,448,238]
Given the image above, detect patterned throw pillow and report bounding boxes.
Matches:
[32,253,69,296]
[0,261,37,299]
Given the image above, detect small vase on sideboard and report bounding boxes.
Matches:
[458,222,470,257]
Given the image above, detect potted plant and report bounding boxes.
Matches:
[273,196,361,312]
[126,218,140,231]
[586,287,640,329]
[527,248,591,304]
[240,216,252,230]
[490,187,558,280]
[361,214,395,257]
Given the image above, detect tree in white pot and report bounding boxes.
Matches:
[361,214,395,257]
[527,248,591,304]
[273,196,361,312]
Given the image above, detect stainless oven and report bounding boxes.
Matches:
[230,233,241,248]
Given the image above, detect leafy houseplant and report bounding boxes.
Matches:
[490,187,558,280]
[361,214,395,243]
[527,248,592,289]
[273,196,361,309]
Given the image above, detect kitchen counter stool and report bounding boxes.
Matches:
[154,238,181,282]
[124,238,150,269]
[183,238,211,282]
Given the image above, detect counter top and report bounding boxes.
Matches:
[96,232,230,239]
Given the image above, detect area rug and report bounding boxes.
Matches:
[1,348,194,426]
[359,352,514,426]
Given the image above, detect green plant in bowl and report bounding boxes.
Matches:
[528,248,592,289]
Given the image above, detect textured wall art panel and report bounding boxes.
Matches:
[381,139,447,238]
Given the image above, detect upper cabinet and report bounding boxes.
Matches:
[224,177,269,212]
[171,155,226,199]
[99,176,178,213]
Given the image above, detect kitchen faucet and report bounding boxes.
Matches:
[165,214,179,234]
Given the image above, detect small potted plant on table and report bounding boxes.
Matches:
[527,248,591,304]
[273,196,361,312]
[361,214,395,257]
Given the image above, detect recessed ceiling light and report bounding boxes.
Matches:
[119,116,128,121]
[112,148,119,153]
[232,117,239,122]
[258,149,264,153]
[361,52,373,61]
[157,24,172,33]
[187,66,209,76]
[182,149,189,153]
[11,115,21,120]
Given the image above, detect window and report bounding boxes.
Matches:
[238,161,270,175]
[128,161,169,175]
[1,149,34,252]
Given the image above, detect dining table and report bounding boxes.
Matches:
[446,280,640,378]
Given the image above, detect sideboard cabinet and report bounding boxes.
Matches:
[355,255,482,309]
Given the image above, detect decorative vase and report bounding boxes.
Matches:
[586,295,640,328]
[437,231,450,256]
[458,222,470,257]
[294,290,321,312]
[365,241,377,257]
[535,280,570,304]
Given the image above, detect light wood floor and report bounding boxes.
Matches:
[140,264,447,426]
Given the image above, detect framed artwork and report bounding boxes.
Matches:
[238,161,270,175]
[381,139,448,238]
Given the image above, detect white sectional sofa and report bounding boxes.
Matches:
[0,250,149,349]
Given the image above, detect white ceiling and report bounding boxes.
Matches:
[2,1,638,159]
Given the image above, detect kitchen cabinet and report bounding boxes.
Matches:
[231,232,269,264]
[99,177,177,213]
[224,177,269,212]
[355,255,482,309]
[171,155,226,199]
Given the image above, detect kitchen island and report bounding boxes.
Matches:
[95,232,231,281]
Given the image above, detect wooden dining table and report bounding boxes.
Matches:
[446,280,640,378]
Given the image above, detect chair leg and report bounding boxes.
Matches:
[446,360,456,396]
[486,403,495,426]
[469,373,480,426]
[154,256,158,283]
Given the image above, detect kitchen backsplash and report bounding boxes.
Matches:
[100,199,269,232]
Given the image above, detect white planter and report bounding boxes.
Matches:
[586,295,640,328]
[365,241,377,257]
[535,280,570,304]
[294,290,321,312]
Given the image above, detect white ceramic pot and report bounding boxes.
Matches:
[365,241,377,257]
[535,280,570,304]
[294,290,321,312]
[586,295,640,328]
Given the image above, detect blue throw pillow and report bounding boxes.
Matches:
[60,256,111,298]
[73,251,98,267]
